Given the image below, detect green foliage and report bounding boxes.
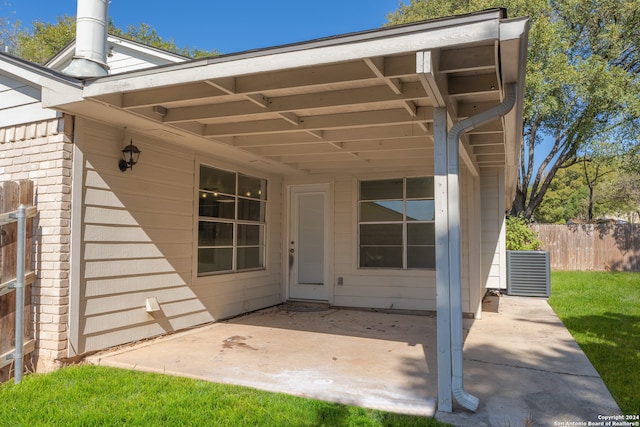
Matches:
[11,16,218,65]
[15,15,76,64]
[534,163,590,223]
[597,148,640,222]
[534,151,640,223]
[0,365,449,426]
[387,0,640,220]
[548,271,640,414]
[110,22,219,59]
[505,216,542,250]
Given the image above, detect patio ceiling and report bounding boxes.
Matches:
[66,9,527,180]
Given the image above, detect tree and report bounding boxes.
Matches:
[532,164,588,223]
[110,22,219,59]
[0,3,21,54]
[387,0,640,219]
[597,148,640,222]
[533,149,640,223]
[15,16,76,64]
[13,15,218,65]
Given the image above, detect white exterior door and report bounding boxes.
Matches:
[288,185,330,301]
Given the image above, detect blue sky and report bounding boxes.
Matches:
[2,0,402,54]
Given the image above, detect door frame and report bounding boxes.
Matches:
[286,183,333,303]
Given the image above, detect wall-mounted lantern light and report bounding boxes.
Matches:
[119,140,141,172]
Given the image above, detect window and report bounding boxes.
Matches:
[358,177,435,269]
[198,165,267,275]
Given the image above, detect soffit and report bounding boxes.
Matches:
[79,13,522,175]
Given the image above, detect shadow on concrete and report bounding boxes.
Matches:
[435,297,622,427]
[88,297,622,424]
[90,304,440,416]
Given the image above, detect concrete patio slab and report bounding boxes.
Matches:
[89,304,440,416]
[88,297,622,426]
[436,296,622,427]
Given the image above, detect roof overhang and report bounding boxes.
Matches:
[50,9,529,187]
[45,34,189,72]
[0,52,84,106]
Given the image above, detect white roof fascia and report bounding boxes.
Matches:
[45,44,76,70]
[0,53,82,94]
[499,17,529,208]
[82,12,503,99]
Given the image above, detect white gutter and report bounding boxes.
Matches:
[63,0,109,78]
[447,83,518,411]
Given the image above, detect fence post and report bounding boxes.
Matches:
[1,181,34,383]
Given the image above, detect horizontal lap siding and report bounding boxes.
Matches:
[0,75,58,128]
[460,168,470,312]
[192,167,283,320]
[480,168,506,289]
[107,48,183,74]
[76,119,282,353]
[332,175,436,311]
[461,167,483,316]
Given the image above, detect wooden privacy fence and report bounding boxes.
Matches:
[532,223,640,272]
[0,181,35,383]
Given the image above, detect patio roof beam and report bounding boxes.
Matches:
[369,60,427,124]
[457,100,501,118]
[295,157,435,173]
[417,50,481,177]
[439,45,497,73]
[160,81,428,124]
[245,137,433,157]
[363,57,403,95]
[448,73,500,97]
[121,82,226,109]
[276,147,433,164]
[417,50,447,108]
[472,145,504,155]
[468,134,504,147]
[202,108,433,137]
[227,123,431,147]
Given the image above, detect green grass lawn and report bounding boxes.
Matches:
[548,271,640,415]
[0,365,449,426]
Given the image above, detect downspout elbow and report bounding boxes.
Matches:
[448,83,518,148]
[453,376,479,411]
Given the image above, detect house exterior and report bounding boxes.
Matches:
[1,34,188,372]
[0,3,528,412]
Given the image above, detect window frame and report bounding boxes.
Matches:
[357,176,435,270]
[197,164,267,276]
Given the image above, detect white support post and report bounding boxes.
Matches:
[434,107,452,412]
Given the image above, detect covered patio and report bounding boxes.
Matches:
[43,8,528,412]
[87,297,621,424]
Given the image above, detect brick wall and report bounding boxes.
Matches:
[0,116,72,372]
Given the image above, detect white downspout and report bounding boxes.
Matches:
[447,83,517,411]
[63,0,110,78]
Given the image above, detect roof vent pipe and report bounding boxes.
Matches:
[63,0,110,78]
[447,83,518,412]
